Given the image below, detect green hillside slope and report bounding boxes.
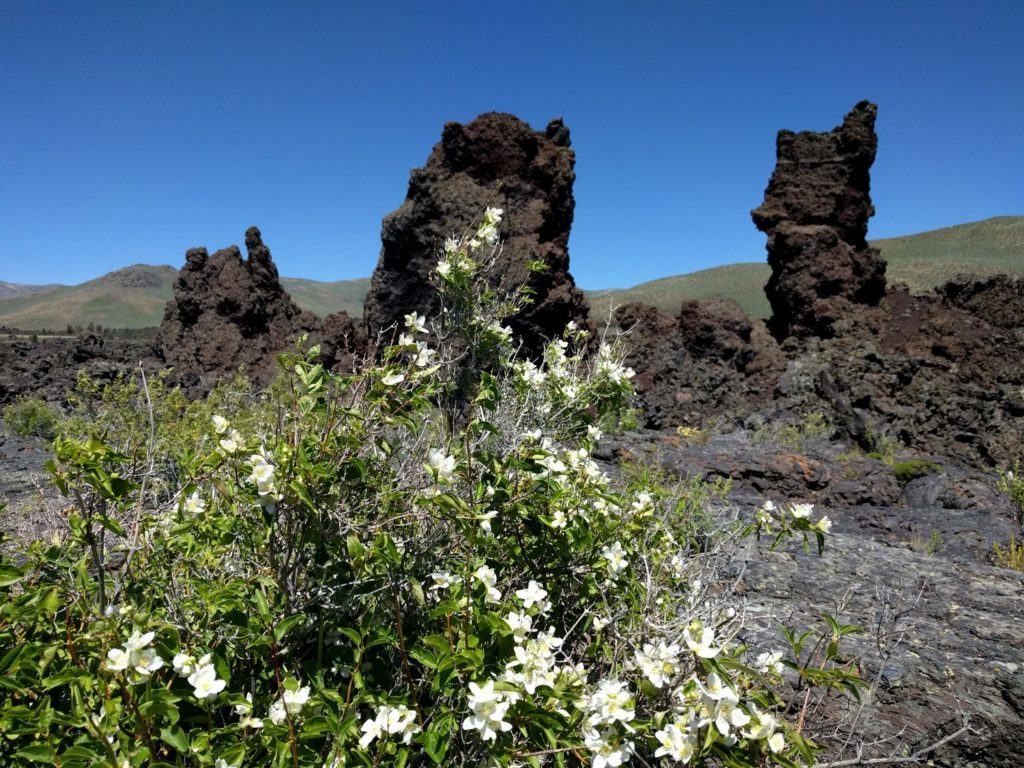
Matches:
[591,216,1024,318]
[0,265,370,331]
[1,217,1019,328]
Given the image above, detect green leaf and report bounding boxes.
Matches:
[0,563,24,586]
[15,744,56,762]
[160,724,189,753]
[274,613,307,643]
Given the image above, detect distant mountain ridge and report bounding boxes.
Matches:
[1,216,1020,329]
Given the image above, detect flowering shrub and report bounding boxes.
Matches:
[0,210,862,767]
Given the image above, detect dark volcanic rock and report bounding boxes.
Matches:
[937,273,1024,330]
[606,430,1024,767]
[617,299,785,429]
[752,101,887,340]
[0,330,159,405]
[364,113,592,354]
[158,228,320,394]
[318,310,367,374]
[789,285,1024,467]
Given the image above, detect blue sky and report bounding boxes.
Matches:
[1,1,1021,288]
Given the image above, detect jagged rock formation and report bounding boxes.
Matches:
[783,281,1024,467]
[752,101,887,340]
[364,112,593,354]
[158,228,320,393]
[617,299,784,429]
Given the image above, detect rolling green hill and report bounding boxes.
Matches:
[0,265,370,331]
[1,217,1020,329]
[589,215,1024,318]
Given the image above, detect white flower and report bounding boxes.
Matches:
[592,614,610,631]
[268,699,287,725]
[504,611,533,643]
[382,372,406,386]
[462,680,513,742]
[212,415,229,434]
[741,704,779,741]
[754,650,785,676]
[361,704,419,747]
[359,715,383,748]
[790,502,814,519]
[515,581,549,611]
[131,648,164,677]
[635,640,681,688]
[580,678,634,727]
[550,509,568,529]
[105,647,130,672]
[587,424,603,441]
[404,312,428,334]
[477,509,498,533]
[474,565,501,603]
[816,515,832,533]
[712,698,750,736]
[436,259,452,277]
[430,570,457,590]
[219,429,242,455]
[123,630,155,653]
[600,541,628,575]
[584,728,634,768]
[188,663,226,700]
[654,720,697,763]
[283,685,310,714]
[427,449,457,483]
[700,672,739,703]
[183,491,206,515]
[235,693,253,715]
[249,456,277,497]
[768,731,787,753]
[683,621,720,659]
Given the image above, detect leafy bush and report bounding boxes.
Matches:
[2,396,58,439]
[0,210,860,768]
[891,459,942,486]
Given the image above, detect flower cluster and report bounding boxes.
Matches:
[105,630,164,681]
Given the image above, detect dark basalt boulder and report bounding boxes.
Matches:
[364,112,593,354]
[752,101,887,340]
[937,273,1024,330]
[318,310,367,374]
[617,298,784,430]
[158,227,320,394]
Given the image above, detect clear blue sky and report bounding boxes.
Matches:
[1,1,1021,288]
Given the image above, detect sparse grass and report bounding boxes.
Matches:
[753,411,832,451]
[993,538,1024,572]
[909,530,942,556]
[2,397,58,439]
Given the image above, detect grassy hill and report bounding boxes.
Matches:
[590,215,1024,318]
[1,217,1020,328]
[0,265,370,331]
[284,277,369,319]
[0,281,62,300]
